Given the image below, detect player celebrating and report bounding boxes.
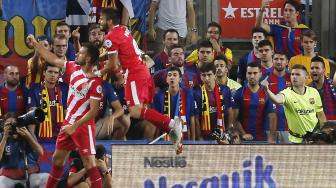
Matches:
[97,8,182,153]
[27,35,103,188]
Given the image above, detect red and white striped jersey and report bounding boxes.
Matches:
[63,61,103,125]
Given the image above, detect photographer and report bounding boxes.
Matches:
[0,112,48,188]
[57,145,112,188]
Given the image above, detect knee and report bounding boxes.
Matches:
[128,105,142,118]
[52,153,66,166]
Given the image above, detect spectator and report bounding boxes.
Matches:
[148,0,197,54]
[310,56,336,121]
[0,112,48,188]
[237,27,267,84]
[193,63,233,140]
[261,64,327,143]
[263,51,291,143]
[57,145,112,188]
[153,44,201,90]
[27,63,68,141]
[0,65,27,116]
[214,55,241,94]
[153,67,195,140]
[186,40,215,76]
[256,0,310,58]
[289,30,331,83]
[55,21,76,61]
[186,22,233,69]
[95,80,130,140]
[151,29,179,74]
[233,62,276,143]
[257,40,274,76]
[25,35,51,88]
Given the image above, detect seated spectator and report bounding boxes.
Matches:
[27,63,68,141]
[310,56,336,121]
[153,44,201,90]
[153,67,195,140]
[0,112,48,188]
[256,0,310,58]
[55,21,76,61]
[95,80,130,140]
[237,27,266,84]
[0,65,27,116]
[151,29,179,74]
[214,55,241,94]
[25,35,51,88]
[233,63,276,143]
[57,145,112,188]
[193,63,233,140]
[186,22,233,69]
[289,30,331,84]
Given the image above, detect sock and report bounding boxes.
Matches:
[87,167,103,188]
[140,108,172,133]
[45,165,64,188]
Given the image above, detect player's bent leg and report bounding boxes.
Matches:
[46,149,70,188]
[81,154,102,188]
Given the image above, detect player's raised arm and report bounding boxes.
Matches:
[27,34,66,69]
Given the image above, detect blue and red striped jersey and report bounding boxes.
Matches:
[0,85,27,116]
[265,71,291,131]
[233,86,275,141]
[151,51,169,74]
[270,24,310,58]
[237,51,261,83]
[310,77,336,120]
[153,65,201,90]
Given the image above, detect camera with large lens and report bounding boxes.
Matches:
[10,108,45,135]
[212,128,234,144]
[303,122,336,144]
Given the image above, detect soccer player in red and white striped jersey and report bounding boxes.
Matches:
[97,8,183,153]
[27,35,103,188]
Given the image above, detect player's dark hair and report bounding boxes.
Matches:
[311,55,325,68]
[207,22,222,35]
[102,8,121,25]
[168,44,184,57]
[82,43,100,65]
[167,66,182,78]
[213,55,228,66]
[251,27,268,38]
[247,62,261,69]
[198,40,213,51]
[284,0,301,12]
[257,40,273,49]
[199,62,216,74]
[163,28,179,40]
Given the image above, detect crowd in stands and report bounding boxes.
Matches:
[0,0,336,187]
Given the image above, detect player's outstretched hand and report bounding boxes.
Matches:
[260,76,269,90]
[26,34,37,48]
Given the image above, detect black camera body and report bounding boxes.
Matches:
[212,128,234,144]
[303,130,336,144]
[3,108,45,135]
[303,122,336,144]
